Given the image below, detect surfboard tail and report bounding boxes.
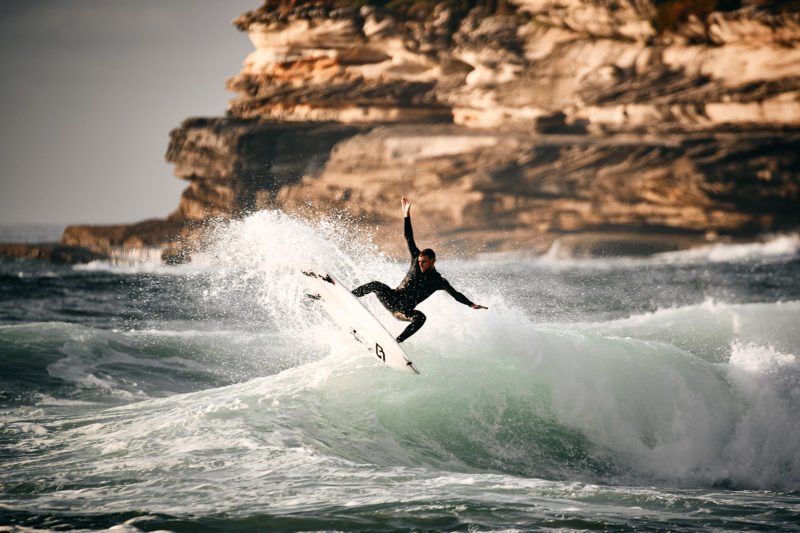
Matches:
[302,269,419,375]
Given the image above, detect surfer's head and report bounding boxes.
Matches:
[418,249,436,272]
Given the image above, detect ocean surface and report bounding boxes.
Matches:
[2,212,800,532]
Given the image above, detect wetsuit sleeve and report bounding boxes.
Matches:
[441,278,475,307]
[404,216,420,260]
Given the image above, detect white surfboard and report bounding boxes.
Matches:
[302,270,420,374]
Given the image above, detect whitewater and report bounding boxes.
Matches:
[1,211,799,532]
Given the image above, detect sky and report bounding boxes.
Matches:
[0,0,258,226]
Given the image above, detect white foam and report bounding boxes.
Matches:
[521,233,800,267]
[656,233,800,263]
[12,422,49,435]
[721,341,800,488]
[728,341,797,373]
[33,393,100,407]
[72,247,165,273]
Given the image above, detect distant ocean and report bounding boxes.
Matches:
[0,224,65,244]
[2,211,800,532]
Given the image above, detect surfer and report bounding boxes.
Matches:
[352,196,488,343]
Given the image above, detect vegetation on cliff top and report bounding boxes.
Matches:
[235,0,512,29]
[239,0,799,37]
[653,0,800,33]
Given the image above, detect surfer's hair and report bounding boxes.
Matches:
[420,248,436,260]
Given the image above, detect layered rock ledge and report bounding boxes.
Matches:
[273,125,800,256]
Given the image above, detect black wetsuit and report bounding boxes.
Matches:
[352,216,475,342]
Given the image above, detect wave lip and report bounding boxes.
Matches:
[655,233,800,263]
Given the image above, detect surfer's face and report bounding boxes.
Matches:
[418,254,435,273]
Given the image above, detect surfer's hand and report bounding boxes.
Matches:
[401,196,411,217]
[471,304,488,310]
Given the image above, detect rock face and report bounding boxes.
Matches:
[164,118,365,221]
[48,0,800,261]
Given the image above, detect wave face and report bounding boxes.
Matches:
[2,211,800,531]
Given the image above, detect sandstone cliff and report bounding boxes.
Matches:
[226,0,800,130]
[56,0,800,260]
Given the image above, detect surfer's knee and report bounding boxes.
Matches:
[391,309,411,322]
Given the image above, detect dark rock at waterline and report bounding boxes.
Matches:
[60,218,190,248]
[0,243,109,265]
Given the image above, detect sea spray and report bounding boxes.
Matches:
[193,211,389,332]
[723,342,800,488]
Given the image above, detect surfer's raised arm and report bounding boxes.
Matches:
[400,196,487,311]
[401,196,420,259]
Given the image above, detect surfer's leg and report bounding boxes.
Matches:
[394,310,426,343]
[354,282,421,340]
[353,282,404,311]
[352,281,389,298]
